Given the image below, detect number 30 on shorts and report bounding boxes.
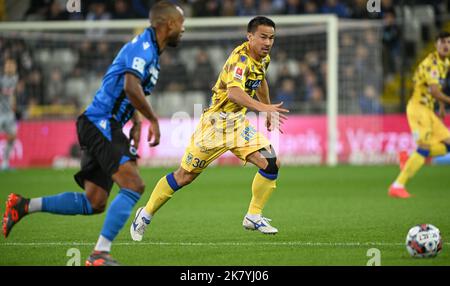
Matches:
[192,158,206,169]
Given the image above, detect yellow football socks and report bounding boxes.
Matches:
[247,171,277,215]
[144,176,175,215]
[396,152,426,186]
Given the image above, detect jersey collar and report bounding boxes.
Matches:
[147,27,161,55]
[244,42,267,66]
[434,51,447,66]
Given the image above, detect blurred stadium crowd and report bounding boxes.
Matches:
[0,0,448,119]
[4,0,442,21]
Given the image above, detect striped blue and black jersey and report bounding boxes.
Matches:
[84,27,160,140]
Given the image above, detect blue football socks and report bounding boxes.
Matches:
[42,192,93,215]
[100,189,141,241]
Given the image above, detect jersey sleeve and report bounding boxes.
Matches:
[226,54,249,90]
[424,61,441,86]
[123,36,153,81]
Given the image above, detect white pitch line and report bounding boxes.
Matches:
[2,241,449,247]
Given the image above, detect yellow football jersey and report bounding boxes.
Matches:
[410,51,449,110]
[204,42,270,125]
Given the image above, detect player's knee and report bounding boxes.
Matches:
[263,157,279,174]
[89,198,107,214]
[258,147,279,174]
[174,169,196,187]
[120,175,146,194]
[132,178,146,194]
[276,158,281,170]
[416,145,430,157]
[442,139,450,152]
[178,173,195,186]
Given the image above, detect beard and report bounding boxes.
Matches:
[167,32,181,47]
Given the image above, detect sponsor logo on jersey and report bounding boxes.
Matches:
[143,42,150,50]
[245,79,262,90]
[430,69,439,80]
[185,153,193,165]
[234,66,244,80]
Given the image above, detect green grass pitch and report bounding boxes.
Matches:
[0,165,449,266]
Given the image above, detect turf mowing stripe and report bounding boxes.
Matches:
[3,241,449,247]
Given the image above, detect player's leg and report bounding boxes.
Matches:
[88,161,145,265]
[131,114,228,241]
[85,114,142,265]
[2,150,110,238]
[390,142,428,197]
[144,166,199,216]
[1,114,17,170]
[2,182,107,238]
[242,146,280,234]
[231,121,279,234]
[392,137,449,198]
[389,105,445,198]
[130,165,201,241]
[428,114,450,157]
[28,179,107,214]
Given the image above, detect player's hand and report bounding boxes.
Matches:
[261,102,289,116]
[148,119,161,147]
[439,104,446,121]
[266,112,286,134]
[262,102,289,133]
[129,122,141,149]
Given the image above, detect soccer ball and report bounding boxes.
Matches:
[406,224,442,258]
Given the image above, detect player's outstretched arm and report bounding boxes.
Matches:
[227,86,289,116]
[124,72,160,147]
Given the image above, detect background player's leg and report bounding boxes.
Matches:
[93,161,144,253]
[390,106,434,198]
[390,141,450,198]
[246,146,280,218]
[395,146,428,186]
[429,138,450,157]
[391,120,450,198]
[390,145,429,198]
[2,133,15,170]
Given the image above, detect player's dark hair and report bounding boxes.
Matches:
[436,31,450,41]
[247,16,276,33]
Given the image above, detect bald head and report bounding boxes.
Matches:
[149,1,185,48]
[149,1,184,28]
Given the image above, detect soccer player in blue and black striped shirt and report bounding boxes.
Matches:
[2,1,184,266]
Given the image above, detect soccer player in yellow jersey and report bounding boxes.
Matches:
[130,16,289,240]
[389,31,450,198]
